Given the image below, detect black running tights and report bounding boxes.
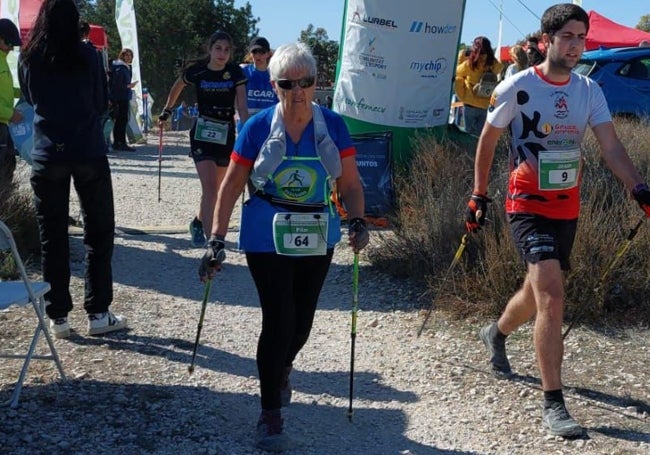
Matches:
[246,250,334,410]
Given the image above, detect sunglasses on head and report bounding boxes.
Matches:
[276,77,315,90]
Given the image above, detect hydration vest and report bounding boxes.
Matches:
[249,103,342,193]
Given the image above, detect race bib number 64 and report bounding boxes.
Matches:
[272,212,328,256]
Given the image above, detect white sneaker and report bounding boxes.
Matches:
[49,317,70,339]
[87,311,127,336]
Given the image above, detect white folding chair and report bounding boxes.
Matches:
[0,220,66,408]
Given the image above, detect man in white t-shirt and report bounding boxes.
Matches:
[465,3,650,439]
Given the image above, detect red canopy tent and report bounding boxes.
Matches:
[586,10,650,51]
[8,0,108,49]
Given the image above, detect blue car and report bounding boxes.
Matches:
[574,47,650,120]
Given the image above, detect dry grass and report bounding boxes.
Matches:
[0,166,40,279]
[369,119,650,329]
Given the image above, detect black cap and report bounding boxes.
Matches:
[0,19,21,47]
[249,36,270,52]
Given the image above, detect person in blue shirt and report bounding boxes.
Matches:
[172,100,191,130]
[237,37,278,131]
[198,42,369,452]
[18,0,126,339]
[188,102,199,118]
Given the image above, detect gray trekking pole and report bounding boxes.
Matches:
[417,233,469,337]
[347,252,359,421]
[188,278,212,374]
[563,215,645,340]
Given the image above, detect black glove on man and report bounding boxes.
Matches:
[348,217,369,252]
[465,193,491,233]
[158,108,173,122]
[632,183,650,217]
[198,235,226,280]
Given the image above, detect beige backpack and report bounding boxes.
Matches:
[473,70,498,98]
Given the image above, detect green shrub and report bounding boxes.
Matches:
[368,119,650,327]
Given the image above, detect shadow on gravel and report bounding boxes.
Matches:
[62,332,418,406]
[570,385,650,416]
[1,380,480,455]
[588,426,650,443]
[109,235,420,313]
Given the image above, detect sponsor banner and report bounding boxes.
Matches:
[115,0,143,120]
[334,0,464,128]
[352,132,393,216]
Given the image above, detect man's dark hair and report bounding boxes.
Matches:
[79,20,90,37]
[541,3,589,37]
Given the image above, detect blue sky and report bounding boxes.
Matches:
[233,0,646,48]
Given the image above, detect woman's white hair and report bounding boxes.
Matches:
[269,42,317,81]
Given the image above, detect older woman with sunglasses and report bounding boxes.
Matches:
[198,42,368,451]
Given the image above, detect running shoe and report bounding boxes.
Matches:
[479,322,513,378]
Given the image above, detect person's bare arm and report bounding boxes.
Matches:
[473,122,506,195]
[161,77,186,111]
[212,162,250,238]
[336,156,365,220]
[235,84,249,126]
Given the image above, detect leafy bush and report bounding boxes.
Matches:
[368,119,650,327]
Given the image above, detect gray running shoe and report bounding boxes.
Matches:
[479,322,513,378]
[189,218,206,248]
[542,403,584,438]
[256,410,290,452]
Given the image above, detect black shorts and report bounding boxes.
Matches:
[188,122,234,167]
[508,213,577,271]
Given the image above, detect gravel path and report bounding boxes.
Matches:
[1,130,649,454]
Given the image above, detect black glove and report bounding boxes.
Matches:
[465,193,492,233]
[348,217,369,252]
[632,183,650,218]
[158,108,173,122]
[198,235,226,280]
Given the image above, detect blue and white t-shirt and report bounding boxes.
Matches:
[487,66,612,219]
[237,64,279,134]
[231,105,356,253]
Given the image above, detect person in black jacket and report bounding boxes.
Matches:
[110,48,137,151]
[18,0,126,339]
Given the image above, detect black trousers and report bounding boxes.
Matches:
[30,157,115,318]
[112,99,130,146]
[246,250,334,410]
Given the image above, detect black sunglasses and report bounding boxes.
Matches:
[251,48,267,55]
[276,77,315,90]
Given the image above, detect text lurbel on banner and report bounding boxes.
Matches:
[334,0,464,128]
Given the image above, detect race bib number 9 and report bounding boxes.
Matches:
[194,117,229,145]
[272,212,328,256]
[538,149,580,191]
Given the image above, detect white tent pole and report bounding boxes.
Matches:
[496,0,503,57]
